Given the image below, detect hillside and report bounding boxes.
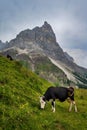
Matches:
[0,55,87,130]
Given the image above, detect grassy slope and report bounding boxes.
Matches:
[0,55,87,130]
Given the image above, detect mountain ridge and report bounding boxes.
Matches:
[0,21,87,88]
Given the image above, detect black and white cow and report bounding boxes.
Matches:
[40,86,77,112]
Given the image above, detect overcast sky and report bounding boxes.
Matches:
[0,0,87,68]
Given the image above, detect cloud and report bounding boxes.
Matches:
[49,13,87,50]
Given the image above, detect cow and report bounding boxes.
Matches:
[40,86,77,112]
[7,54,13,60]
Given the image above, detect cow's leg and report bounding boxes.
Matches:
[72,101,78,112]
[52,100,55,112]
[69,101,73,112]
[69,100,78,112]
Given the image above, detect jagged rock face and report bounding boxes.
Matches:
[1,21,87,87]
[9,21,57,49]
[34,21,56,44]
[64,52,74,62]
[8,21,68,63]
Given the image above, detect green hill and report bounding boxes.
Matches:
[0,55,87,130]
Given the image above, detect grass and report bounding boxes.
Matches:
[0,55,87,130]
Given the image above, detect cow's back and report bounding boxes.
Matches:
[44,86,68,101]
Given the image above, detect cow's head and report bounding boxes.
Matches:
[40,96,46,109]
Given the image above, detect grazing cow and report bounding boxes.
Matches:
[7,54,13,60]
[40,86,77,112]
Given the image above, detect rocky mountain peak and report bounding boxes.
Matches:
[12,21,56,44]
[42,21,54,33]
[0,22,67,61]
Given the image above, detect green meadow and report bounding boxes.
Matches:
[0,55,87,130]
